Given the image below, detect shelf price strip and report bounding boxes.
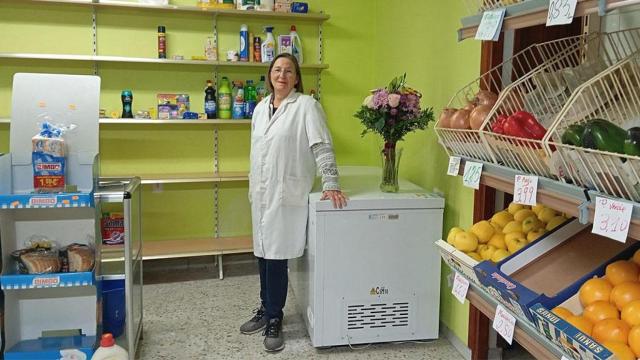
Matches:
[513,175,538,206]
[546,0,578,26]
[447,156,461,176]
[451,272,470,304]
[592,196,632,243]
[493,304,516,345]
[463,161,483,190]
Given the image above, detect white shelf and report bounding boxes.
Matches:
[0,53,330,70]
[27,0,330,21]
[100,171,249,184]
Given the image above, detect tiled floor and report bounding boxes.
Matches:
[135,259,466,359]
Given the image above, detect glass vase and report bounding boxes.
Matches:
[380,141,402,193]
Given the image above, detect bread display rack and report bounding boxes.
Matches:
[0,73,102,359]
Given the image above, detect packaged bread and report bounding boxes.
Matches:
[61,244,94,272]
[12,248,61,274]
[32,121,67,193]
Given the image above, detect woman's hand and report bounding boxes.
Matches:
[321,190,348,209]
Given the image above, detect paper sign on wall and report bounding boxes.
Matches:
[493,304,516,345]
[447,156,462,176]
[475,8,506,41]
[463,162,483,190]
[513,175,538,206]
[451,272,470,304]
[592,196,632,243]
[546,0,578,26]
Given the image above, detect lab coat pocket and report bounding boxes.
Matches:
[282,175,310,206]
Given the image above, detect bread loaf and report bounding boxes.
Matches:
[67,244,94,272]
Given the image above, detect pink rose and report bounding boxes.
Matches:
[388,94,401,108]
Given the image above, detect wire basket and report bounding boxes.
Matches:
[463,0,526,15]
[435,34,594,162]
[546,51,640,201]
[478,29,640,179]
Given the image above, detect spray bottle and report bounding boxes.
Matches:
[290,25,303,64]
[261,26,276,63]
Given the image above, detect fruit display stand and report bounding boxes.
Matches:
[479,28,640,180]
[0,73,101,359]
[546,51,640,202]
[434,34,587,162]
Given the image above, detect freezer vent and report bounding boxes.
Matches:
[346,302,410,330]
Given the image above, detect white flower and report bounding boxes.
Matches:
[388,94,401,108]
[363,95,374,109]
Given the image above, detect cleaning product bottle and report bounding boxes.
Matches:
[91,333,128,360]
[256,75,267,102]
[261,26,276,63]
[157,25,166,59]
[232,81,245,119]
[205,80,217,119]
[244,80,257,118]
[218,77,232,119]
[239,24,249,62]
[257,0,273,11]
[290,25,303,64]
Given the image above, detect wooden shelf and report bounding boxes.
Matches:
[100,171,249,184]
[458,0,640,40]
[25,0,330,21]
[101,236,253,262]
[466,284,565,359]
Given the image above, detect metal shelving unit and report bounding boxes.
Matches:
[100,171,248,185]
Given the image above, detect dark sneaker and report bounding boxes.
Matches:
[263,318,284,352]
[240,306,267,334]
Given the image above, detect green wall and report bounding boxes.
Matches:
[0,0,478,345]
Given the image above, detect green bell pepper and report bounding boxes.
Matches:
[624,127,640,157]
[581,118,627,154]
[561,123,585,147]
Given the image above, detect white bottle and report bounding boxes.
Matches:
[289,25,303,64]
[257,0,274,11]
[91,333,128,360]
[261,26,276,63]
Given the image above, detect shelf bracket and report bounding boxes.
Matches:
[578,199,591,224]
[598,0,606,16]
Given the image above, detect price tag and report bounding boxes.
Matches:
[451,272,470,304]
[493,304,516,345]
[463,162,483,189]
[546,0,578,26]
[475,8,506,41]
[447,156,462,176]
[592,196,632,243]
[513,175,538,206]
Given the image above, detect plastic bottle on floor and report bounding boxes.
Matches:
[91,333,128,360]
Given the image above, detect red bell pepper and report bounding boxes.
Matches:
[492,114,508,134]
[512,111,546,140]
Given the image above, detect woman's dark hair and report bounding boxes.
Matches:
[266,53,304,93]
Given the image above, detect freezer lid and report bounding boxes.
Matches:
[310,166,444,211]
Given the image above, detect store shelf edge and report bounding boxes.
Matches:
[0,271,95,290]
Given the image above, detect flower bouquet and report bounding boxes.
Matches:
[355,74,434,192]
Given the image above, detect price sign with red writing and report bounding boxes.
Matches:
[592,196,632,243]
[513,175,538,206]
[451,272,470,304]
[493,304,516,345]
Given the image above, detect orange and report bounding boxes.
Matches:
[628,325,640,357]
[622,300,640,327]
[603,341,635,360]
[606,260,639,286]
[633,250,640,267]
[552,306,574,321]
[579,277,613,307]
[566,315,593,336]
[611,282,640,311]
[583,301,619,324]
[592,318,630,344]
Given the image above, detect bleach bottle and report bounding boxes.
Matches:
[290,25,303,64]
[91,333,128,360]
[261,26,276,63]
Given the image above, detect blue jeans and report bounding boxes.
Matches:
[258,257,288,321]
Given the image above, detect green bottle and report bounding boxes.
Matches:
[244,80,257,119]
[218,77,232,119]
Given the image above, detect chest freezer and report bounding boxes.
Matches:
[289,166,445,347]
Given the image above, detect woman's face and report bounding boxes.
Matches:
[270,57,298,96]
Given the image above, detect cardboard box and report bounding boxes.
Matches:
[436,240,483,287]
[157,94,190,119]
[475,218,639,322]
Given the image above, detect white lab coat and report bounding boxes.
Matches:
[249,90,332,259]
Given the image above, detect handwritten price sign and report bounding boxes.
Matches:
[592,196,632,243]
[451,272,470,304]
[463,162,483,189]
[447,156,462,176]
[513,175,538,206]
[547,0,577,26]
[475,8,506,41]
[493,304,516,345]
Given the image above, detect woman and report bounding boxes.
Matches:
[240,53,347,352]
